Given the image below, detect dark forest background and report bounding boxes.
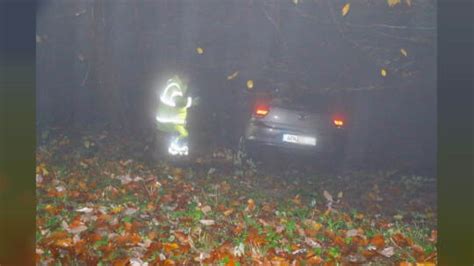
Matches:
[36,0,436,172]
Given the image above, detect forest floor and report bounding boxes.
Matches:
[36,127,437,265]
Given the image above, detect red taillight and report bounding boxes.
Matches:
[255,105,269,117]
[332,113,345,127]
[333,119,344,127]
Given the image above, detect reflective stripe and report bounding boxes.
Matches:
[185,97,192,108]
[156,115,186,124]
[168,137,189,156]
[157,79,191,126]
[160,82,182,107]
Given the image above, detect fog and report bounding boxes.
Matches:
[35,1,439,264]
[37,0,436,171]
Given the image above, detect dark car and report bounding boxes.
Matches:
[238,92,348,168]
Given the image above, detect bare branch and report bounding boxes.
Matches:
[81,62,90,86]
[260,0,289,50]
[371,30,435,44]
[343,23,435,31]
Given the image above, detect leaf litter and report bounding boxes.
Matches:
[36,127,437,265]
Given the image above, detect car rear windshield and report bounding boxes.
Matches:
[271,94,330,113]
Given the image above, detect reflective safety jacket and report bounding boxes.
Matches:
[156,77,192,126]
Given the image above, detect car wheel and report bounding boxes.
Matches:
[234,136,248,166]
[234,137,259,169]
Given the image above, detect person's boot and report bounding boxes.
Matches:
[168,136,180,155]
[176,137,189,156]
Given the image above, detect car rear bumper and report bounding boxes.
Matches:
[244,121,345,154]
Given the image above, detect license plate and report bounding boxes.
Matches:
[282,134,316,146]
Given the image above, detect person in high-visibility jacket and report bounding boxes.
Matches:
[155,75,195,155]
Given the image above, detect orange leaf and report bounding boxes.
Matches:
[124,222,133,232]
[411,244,425,261]
[334,236,346,247]
[54,238,73,248]
[304,228,318,237]
[85,232,102,243]
[69,190,81,198]
[307,220,322,232]
[111,205,123,214]
[246,198,256,212]
[148,231,158,240]
[44,204,58,215]
[115,235,130,245]
[73,239,87,255]
[146,242,163,256]
[246,80,254,90]
[271,256,290,266]
[399,262,414,266]
[352,235,369,246]
[99,243,114,253]
[324,230,336,241]
[79,181,87,190]
[146,202,156,212]
[392,233,412,247]
[292,194,302,205]
[164,259,176,265]
[174,231,188,244]
[47,231,68,241]
[387,0,401,7]
[96,214,111,226]
[112,258,130,266]
[163,242,179,253]
[161,194,174,204]
[223,208,234,216]
[362,249,377,259]
[307,255,323,265]
[247,228,266,246]
[341,3,351,17]
[233,223,244,235]
[370,234,385,249]
[130,233,141,245]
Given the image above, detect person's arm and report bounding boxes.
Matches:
[191,96,200,107]
[187,86,200,107]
